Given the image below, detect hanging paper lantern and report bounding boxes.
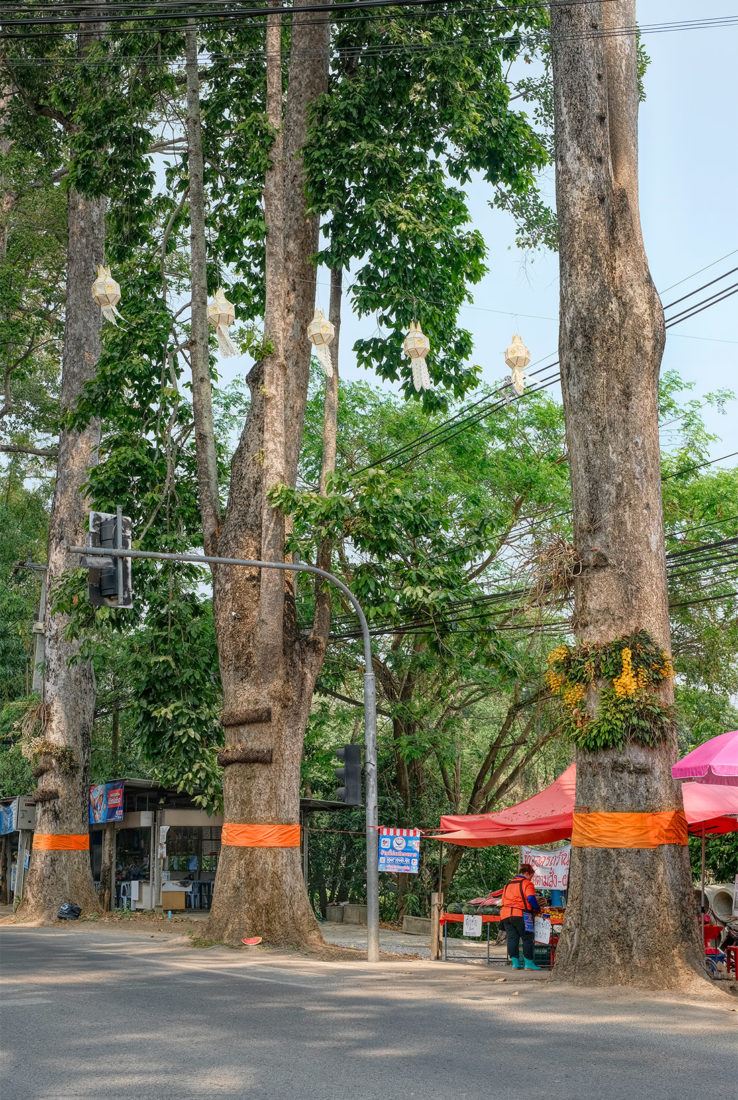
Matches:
[307,308,335,378]
[91,265,123,325]
[504,333,530,395]
[207,287,238,358]
[403,321,431,392]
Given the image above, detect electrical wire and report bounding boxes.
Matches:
[0,0,626,12]
[661,267,738,312]
[2,5,737,44]
[666,535,738,562]
[319,535,738,642]
[665,450,738,481]
[352,270,738,476]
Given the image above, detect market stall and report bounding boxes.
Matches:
[438,909,565,965]
[434,765,738,967]
[437,764,738,846]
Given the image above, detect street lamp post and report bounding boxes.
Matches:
[70,543,380,963]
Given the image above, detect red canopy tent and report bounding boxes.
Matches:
[437,764,738,847]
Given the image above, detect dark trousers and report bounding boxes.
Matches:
[502,915,535,961]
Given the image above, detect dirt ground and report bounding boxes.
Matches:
[2,904,736,1004]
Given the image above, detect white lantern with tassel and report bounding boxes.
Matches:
[208,287,238,358]
[91,265,123,325]
[307,308,335,378]
[403,321,431,392]
[504,333,530,395]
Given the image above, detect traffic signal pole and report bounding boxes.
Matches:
[70,542,381,963]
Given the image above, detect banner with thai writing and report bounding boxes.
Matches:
[521,845,570,890]
[378,828,421,874]
[89,781,124,824]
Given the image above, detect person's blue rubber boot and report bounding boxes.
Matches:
[510,957,521,969]
[524,959,542,970]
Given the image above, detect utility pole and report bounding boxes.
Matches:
[71,542,381,962]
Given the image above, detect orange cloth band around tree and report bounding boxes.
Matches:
[221,823,301,848]
[572,810,688,849]
[32,833,90,851]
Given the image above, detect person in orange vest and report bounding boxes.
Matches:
[500,863,542,970]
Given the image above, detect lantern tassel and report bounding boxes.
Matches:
[412,359,430,393]
[511,367,526,395]
[101,303,124,325]
[315,342,333,379]
[216,325,239,358]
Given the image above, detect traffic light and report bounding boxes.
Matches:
[83,509,133,608]
[333,744,362,806]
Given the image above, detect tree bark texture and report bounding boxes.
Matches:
[18,188,105,921]
[204,10,330,946]
[549,0,702,987]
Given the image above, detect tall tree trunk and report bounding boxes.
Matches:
[0,82,12,265]
[318,266,342,496]
[18,188,105,920]
[111,704,120,774]
[185,23,220,556]
[548,0,702,987]
[203,8,330,946]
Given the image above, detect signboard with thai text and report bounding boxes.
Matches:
[378,828,421,874]
[521,845,570,891]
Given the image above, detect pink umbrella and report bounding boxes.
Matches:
[672,730,738,912]
[672,730,738,786]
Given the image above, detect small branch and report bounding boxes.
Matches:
[1,335,55,419]
[0,444,58,458]
[185,23,221,553]
[149,138,187,154]
[161,186,189,295]
[319,687,392,719]
[0,365,11,420]
[311,264,342,649]
[434,748,455,805]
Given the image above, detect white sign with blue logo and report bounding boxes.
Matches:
[378,828,421,875]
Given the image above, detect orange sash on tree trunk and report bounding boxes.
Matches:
[221,824,301,848]
[33,834,90,851]
[572,810,688,848]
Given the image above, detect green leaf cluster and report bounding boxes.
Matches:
[568,687,674,753]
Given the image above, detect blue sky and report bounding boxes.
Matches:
[223,1,737,462]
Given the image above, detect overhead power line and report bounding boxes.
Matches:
[2,5,737,43]
[319,534,738,642]
[0,0,633,12]
[353,269,738,476]
[322,517,738,633]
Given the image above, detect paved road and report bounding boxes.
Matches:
[1,925,736,1099]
